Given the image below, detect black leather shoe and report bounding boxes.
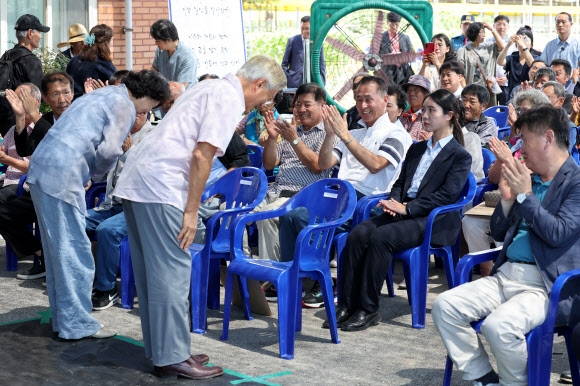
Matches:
[341,310,381,332]
[155,360,223,380]
[322,306,351,329]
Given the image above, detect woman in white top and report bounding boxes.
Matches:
[419,33,457,91]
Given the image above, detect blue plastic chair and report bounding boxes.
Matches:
[473,148,498,206]
[5,174,31,271]
[221,179,357,359]
[497,127,511,141]
[247,144,264,169]
[190,167,268,333]
[483,106,508,128]
[480,148,496,180]
[394,172,476,329]
[117,167,267,314]
[443,249,580,386]
[85,181,107,209]
[572,146,580,166]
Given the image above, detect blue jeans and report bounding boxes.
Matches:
[85,205,125,291]
[30,184,101,339]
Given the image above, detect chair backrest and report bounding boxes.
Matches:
[497,127,511,141]
[286,179,357,271]
[481,148,496,178]
[483,106,508,127]
[85,181,107,209]
[572,146,580,166]
[202,167,268,243]
[246,144,264,169]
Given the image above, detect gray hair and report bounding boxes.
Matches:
[534,67,556,82]
[541,81,566,99]
[236,55,286,91]
[15,29,28,41]
[17,83,42,110]
[513,88,550,108]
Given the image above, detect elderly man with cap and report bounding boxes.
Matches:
[451,15,475,51]
[57,23,87,59]
[0,14,49,137]
[400,75,432,141]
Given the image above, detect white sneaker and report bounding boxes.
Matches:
[329,259,337,268]
[473,382,500,386]
[398,279,406,290]
[91,328,117,339]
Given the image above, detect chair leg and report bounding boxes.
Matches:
[564,327,580,385]
[408,251,428,329]
[220,271,236,341]
[335,233,347,308]
[526,327,553,386]
[190,250,208,334]
[442,355,453,386]
[318,271,340,344]
[276,275,297,360]
[385,261,395,297]
[296,280,303,333]
[119,238,135,309]
[441,248,455,289]
[236,276,252,321]
[207,258,221,310]
[6,245,18,271]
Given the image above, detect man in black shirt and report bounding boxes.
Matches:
[0,14,48,136]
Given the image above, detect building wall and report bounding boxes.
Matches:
[98,0,169,70]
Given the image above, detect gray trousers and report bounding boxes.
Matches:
[122,200,191,366]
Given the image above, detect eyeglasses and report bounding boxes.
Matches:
[260,101,275,109]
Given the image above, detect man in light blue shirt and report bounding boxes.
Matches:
[540,12,580,70]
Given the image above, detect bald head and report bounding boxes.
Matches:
[162,81,186,113]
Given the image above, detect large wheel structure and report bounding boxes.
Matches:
[310,0,433,113]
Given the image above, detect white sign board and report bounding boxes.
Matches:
[168,0,246,77]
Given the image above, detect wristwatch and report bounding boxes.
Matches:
[516,191,532,204]
[292,138,301,146]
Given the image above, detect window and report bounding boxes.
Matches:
[1,0,95,55]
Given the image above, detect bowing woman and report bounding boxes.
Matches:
[26,70,170,340]
[329,89,472,332]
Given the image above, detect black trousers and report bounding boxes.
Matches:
[340,212,424,313]
[0,192,41,258]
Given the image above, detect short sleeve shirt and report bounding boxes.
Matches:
[114,74,244,211]
[152,42,198,89]
[333,114,413,195]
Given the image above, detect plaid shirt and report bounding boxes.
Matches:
[269,122,335,194]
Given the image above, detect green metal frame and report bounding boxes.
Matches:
[310,0,433,111]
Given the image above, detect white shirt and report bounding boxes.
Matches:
[333,113,412,195]
[114,73,244,211]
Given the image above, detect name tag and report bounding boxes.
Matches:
[240,179,252,185]
[323,192,338,198]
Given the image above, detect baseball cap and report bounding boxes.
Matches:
[14,14,50,33]
[460,15,475,24]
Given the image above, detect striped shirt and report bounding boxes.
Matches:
[269,122,333,194]
[333,113,412,195]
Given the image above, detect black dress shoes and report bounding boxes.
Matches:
[155,359,223,380]
[322,306,351,329]
[341,309,381,332]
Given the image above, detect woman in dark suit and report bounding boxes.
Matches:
[329,89,472,332]
[66,24,117,100]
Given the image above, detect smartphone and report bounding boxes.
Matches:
[423,42,435,55]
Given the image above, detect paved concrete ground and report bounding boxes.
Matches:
[0,239,570,385]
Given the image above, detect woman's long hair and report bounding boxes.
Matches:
[424,89,465,147]
[432,33,456,62]
[79,24,113,62]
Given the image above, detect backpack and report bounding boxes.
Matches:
[0,48,35,92]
